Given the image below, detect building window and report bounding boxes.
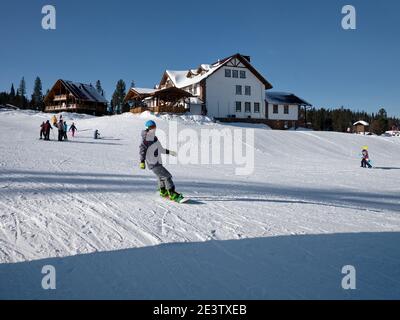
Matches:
[284,105,289,114]
[240,70,246,79]
[254,102,260,113]
[236,85,242,95]
[245,102,251,113]
[273,104,279,114]
[232,70,239,78]
[245,86,251,95]
[225,69,231,77]
[236,101,242,112]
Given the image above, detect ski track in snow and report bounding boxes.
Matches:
[0,110,400,299]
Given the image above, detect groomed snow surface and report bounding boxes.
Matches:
[0,109,399,299]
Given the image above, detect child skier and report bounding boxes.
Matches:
[69,122,77,137]
[51,115,57,126]
[63,121,68,140]
[361,148,372,168]
[139,120,183,202]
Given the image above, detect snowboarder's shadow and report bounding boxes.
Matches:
[98,137,122,141]
[182,199,205,205]
[373,167,400,170]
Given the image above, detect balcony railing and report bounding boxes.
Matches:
[45,104,77,111]
[53,94,68,101]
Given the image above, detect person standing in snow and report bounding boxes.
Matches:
[51,115,57,126]
[63,121,68,140]
[361,148,372,168]
[40,121,45,139]
[139,120,182,202]
[94,129,100,139]
[57,119,64,141]
[43,120,52,140]
[69,122,77,137]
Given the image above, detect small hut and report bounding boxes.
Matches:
[353,121,370,134]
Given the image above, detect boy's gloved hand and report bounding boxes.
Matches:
[139,162,146,169]
[168,150,177,157]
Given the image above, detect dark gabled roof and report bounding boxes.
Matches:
[265,92,312,106]
[220,53,273,89]
[61,80,108,103]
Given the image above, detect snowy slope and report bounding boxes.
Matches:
[0,109,399,299]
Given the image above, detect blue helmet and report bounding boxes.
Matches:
[145,120,156,129]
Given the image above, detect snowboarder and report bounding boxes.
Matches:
[139,120,184,202]
[69,122,77,137]
[361,148,372,168]
[63,121,68,140]
[40,121,45,139]
[94,129,100,139]
[43,120,52,140]
[57,119,64,141]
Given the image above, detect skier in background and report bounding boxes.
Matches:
[43,120,52,141]
[57,118,64,141]
[63,121,68,140]
[69,122,77,137]
[361,148,372,168]
[40,121,45,139]
[139,120,183,202]
[51,115,57,126]
[94,129,100,139]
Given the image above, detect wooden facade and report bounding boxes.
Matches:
[44,79,108,116]
[125,87,192,115]
[353,121,370,134]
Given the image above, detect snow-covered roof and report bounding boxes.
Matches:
[265,92,312,106]
[353,120,370,126]
[62,80,108,103]
[162,53,273,89]
[130,88,157,94]
[165,64,221,89]
[187,97,204,104]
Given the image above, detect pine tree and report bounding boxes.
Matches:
[111,80,127,114]
[10,84,15,97]
[95,80,103,95]
[18,77,26,97]
[31,77,44,111]
[17,77,27,108]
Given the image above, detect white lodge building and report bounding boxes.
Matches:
[125,53,312,129]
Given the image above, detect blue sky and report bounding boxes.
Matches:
[0,0,399,116]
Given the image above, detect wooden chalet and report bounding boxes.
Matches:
[44,79,108,116]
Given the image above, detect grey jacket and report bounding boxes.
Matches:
[139,130,169,169]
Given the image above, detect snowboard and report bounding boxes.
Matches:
[159,193,190,204]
